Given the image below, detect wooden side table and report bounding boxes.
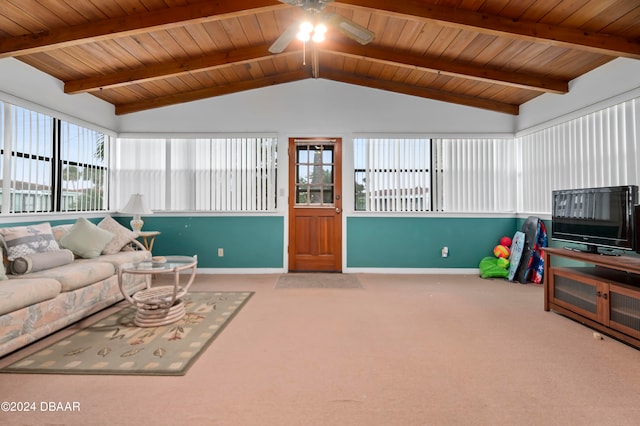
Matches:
[137,230,160,252]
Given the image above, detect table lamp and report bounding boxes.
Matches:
[120,193,153,232]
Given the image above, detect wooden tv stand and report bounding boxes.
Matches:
[544,247,640,349]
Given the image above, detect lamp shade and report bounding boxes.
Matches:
[120,194,152,232]
[120,193,153,215]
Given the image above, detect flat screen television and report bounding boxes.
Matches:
[551,185,638,254]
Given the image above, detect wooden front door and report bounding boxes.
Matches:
[288,138,342,272]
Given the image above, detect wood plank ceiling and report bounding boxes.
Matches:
[0,0,638,116]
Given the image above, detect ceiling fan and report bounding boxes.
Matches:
[268,0,375,54]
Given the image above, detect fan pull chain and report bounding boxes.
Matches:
[302,40,306,65]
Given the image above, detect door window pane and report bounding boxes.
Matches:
[295,142,335,207]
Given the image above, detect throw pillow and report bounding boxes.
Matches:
[98,216,137,255]
[51,224,73,242]
[10,249,75,275]
[59,218,114,259]
[0,222,60,261]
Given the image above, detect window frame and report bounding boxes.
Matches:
[353,137,432,213]
[0,102,109,215]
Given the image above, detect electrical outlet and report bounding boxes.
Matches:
[218,248,224,257]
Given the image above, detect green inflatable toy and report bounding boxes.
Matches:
[479,256,509,279]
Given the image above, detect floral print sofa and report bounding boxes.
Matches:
[0,218,151,357]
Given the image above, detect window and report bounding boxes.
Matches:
[3,106,54,213]
[354,137,517,213]
[111,138,166,212]
[434,138,516,213]
[0,103,108,214]
[59,121,108,212]
[113,137,277,212]
[518,97,640,213]
[354,138,431,212]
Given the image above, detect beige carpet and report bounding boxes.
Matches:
[275,273,362,289]
[1,273,640,426]
[1,292,253,376]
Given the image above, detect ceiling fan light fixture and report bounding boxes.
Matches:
[297,20,327,44]
[312,32,325,43]
[270,1,373,54]
[299,21,314,34]
[314,23,327,34]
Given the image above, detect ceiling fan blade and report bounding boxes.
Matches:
[269,23,299,53]
[325,13,374,45]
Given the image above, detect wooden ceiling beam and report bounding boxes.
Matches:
[65,44,298,94]
[320,68,519,115]
[0,0,285,58]
[115,69,312,115]
[321,40,568,94]
[336,0,640,59]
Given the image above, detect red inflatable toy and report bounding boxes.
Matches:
[499,236,512,247]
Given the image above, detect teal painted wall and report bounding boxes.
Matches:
[0,216,284,269]
[2,215,524,269]
[347,216,518,268]
[136,215,519,269]
[123,216,285,269]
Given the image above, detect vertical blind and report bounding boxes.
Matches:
[354,138,431,212]
[434,138,517,213]
[518,97,640,213]
[112,137,277,212]
[185,137,277,211]
[111,138,166,211]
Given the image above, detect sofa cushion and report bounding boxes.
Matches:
[98,216,138,255]
[59,218,114,259]
[0,222,60,261]
[12,261,115,292]
[10,249,75,275]
[0,278,62,316]
[76,250,150,268]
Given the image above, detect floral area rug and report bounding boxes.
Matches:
[1,292,253,376]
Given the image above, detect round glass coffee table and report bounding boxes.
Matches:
[118,255,197,327]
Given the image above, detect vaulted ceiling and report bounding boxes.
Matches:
[1,0,639,116]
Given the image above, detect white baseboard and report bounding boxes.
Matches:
[196,268,285,274]
[195,267,480,275]
[344,268,480,274]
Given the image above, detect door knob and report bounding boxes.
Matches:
[336,207,341,214]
